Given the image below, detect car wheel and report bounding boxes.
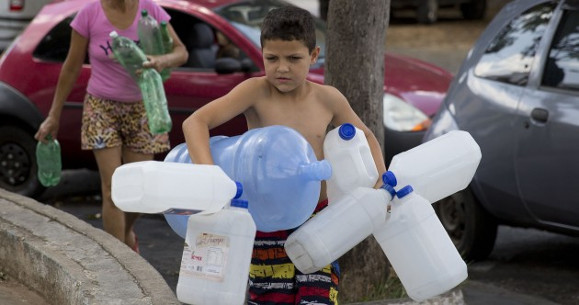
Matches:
[0,125,45,198]
[434,187,497,262]
[460,0,486,20]
[417,0,438,24]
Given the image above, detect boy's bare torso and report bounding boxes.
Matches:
[244,77,335,161]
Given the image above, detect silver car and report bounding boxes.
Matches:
[424,0,579,261]
[0,0,51,50]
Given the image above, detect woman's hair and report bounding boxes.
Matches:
[260,6,316,53]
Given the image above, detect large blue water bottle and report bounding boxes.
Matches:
[164,125,331,234]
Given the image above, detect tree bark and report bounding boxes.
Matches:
[325,0,391,302]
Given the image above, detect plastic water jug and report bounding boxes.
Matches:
[373,185,467,301]
[176,198,256,305]
[324,123,379,203]
[165,125,332,233]
[383,130,481,203]
[111,160,241,214]
[36,135,61,187]
[285,183,396,274]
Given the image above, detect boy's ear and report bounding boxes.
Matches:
[310,46,321,64]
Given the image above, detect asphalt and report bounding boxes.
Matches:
[0,169,566,305]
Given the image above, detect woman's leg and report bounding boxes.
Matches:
[93,146,126,243]
[121,148,155,248]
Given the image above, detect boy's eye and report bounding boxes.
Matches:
[289,56,301,61]
[266,56,277,61]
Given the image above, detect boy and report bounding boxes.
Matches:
[182,5,386,305]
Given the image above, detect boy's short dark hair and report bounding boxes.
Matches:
[260,6,316,53]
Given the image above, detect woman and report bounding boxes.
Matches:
[35,0,188,251]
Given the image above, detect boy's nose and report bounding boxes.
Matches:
[277,61,290,72]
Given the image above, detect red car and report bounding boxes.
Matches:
[0,0,452,198]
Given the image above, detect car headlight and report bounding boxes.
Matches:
[383,93,431,132]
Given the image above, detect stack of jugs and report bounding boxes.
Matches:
[111,161,241,214]
[323,123,379,203]
[176,195,256,305]
[373,184,467,301]
[163,125,332,236]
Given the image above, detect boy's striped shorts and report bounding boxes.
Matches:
[248,200,340,305]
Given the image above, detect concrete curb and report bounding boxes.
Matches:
[0,189,179,305]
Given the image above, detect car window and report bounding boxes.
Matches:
[541,9,579,90]
[474,2,556,86]
[33,15,90,64]
[166,8,253,70]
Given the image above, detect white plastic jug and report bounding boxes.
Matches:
[111,161,240,213]
[384,130,481,203]
[176,199,256,305]
[373,186,467,301]
[324,123,379,203]
[285,184,396,274]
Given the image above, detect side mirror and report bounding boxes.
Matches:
[215,58,242,74]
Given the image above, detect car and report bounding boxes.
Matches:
[424,0,579,261]
[0,0,452,198]
[0,0,52,50]
[391,0,487,24]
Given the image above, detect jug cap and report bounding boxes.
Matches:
[231,199,248,209]
[141,9,149,17]
[380,183,396,198]
[234,181,243,199]
[396,185,414,198]
[382,171,397,187]
[338,123,356,140]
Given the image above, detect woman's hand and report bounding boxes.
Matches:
[35,116,60,143]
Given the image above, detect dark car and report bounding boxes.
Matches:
[424,0,579,261]
[391,0,487,24]
[0,0,452,198]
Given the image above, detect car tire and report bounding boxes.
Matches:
[417,0,438,24]
[460,0,486,20]
[434,187,497,262]
[0,125,45,198]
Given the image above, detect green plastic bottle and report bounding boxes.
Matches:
[159,21,173,81]
[109,31,147,81]
[138,68,172,134]
[36,135,61,187]
[138,10,165,57]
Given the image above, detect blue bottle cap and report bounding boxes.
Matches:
[231,199,248,209]
[396,185,414,199]
[380,183,396,198]
[234,181,243,199]
[338,123,356,140]
[382,171,397,187]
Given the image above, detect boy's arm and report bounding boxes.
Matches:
[326,87,387,187]
[182,78,259,164]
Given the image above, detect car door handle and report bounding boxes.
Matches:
[530,108,549,123]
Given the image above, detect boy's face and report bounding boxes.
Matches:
[262,39,319,93]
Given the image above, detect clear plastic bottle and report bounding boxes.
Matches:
[35,135,61,187]
[176,198,256,305]
[138,68,172,134]
[138,10,165,57]
[383,130,481,203]
[323,123,379,203]
[285,183,396,274]
[111,161,241,214]
[163,125,332,233]
[109,31,147,81]
[159,21,173,81]
[373,185,468,301]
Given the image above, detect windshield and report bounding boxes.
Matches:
[214,0,326,67]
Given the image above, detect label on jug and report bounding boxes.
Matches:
[180,233,230,282]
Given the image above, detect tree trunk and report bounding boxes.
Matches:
[325,0,390,302]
